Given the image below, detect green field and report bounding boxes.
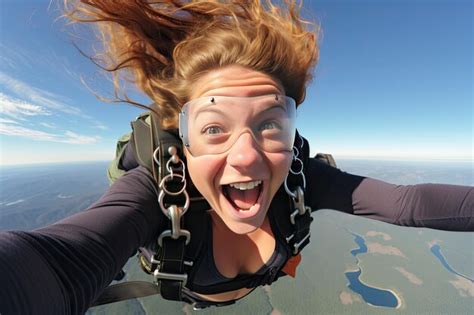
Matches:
[88,210,473,315]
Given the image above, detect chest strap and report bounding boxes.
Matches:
[280,131,313,256]
[105,113,208,304]
[93,118,323,307]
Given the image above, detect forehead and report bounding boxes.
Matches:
[187,94,289,118]
[190,65,285,100]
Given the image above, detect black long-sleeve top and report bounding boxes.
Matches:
[1,158,473,314]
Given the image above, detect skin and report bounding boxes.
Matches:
[186,65,293,235]
[184,65,294,301]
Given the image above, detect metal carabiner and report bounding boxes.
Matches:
[157,205,191,246]
[158,188,190,218]
[289,186,309,224]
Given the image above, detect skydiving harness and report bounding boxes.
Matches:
[93,112,337,308]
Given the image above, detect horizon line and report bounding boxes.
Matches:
[1,156,472,167]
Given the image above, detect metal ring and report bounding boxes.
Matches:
[292,146,299,161]
[284,173,306,196]
[166,159,186,183]
[153,147,160,166]
[298,133,304,149]
[159,173,187,196]
[300,172,306,189]
[158,189,190,217]
[284,166,306,199]
[284,176,297,199]
[289,157,304,175]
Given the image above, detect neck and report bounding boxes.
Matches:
[210,211,272,242]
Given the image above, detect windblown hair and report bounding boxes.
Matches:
[64,0,319,128]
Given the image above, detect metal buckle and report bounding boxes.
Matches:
[154,270,188,285]
[154,207,190,286]
[158,205,191,246]
[158,229,191,246]
[289,186,310,224]
[285,230,311,254]
[292,231,311,254]
[287,186,312,254]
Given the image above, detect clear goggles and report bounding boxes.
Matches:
[178,94,296,157]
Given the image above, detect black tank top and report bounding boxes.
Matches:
[185,210,290,295]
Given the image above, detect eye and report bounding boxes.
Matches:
[259,121,279,131]
[203,126,222,135]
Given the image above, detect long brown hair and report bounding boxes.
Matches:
[64,0,319,128]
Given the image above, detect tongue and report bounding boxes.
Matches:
[226,186,260,210]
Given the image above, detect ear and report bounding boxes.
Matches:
[183,145,190,159]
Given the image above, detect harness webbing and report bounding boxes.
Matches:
[94,113,336,308]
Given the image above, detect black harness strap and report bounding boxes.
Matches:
[130,115,154,174]
[146,113,193,302]
[273,132,313,257]
[157,236,188,300]
[101,113,208,304]
[93,116,333,307]
[92,281,159,306]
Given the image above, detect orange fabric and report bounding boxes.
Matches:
[281,253,301,277]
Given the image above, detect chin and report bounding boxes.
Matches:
[225,219,264,235]
[210,208,267,235]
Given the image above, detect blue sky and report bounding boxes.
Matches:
[0,0,472,165]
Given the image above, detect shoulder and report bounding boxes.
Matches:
[305,156,365,212]
[104,166,158,201]
[306,156,365,182]
[89,166,158,215]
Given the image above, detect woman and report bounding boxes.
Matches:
[0,0,472,314]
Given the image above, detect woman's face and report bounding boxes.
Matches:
[185,65,293,235]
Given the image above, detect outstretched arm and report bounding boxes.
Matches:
[0,166,160,314]
[307,159,473,231]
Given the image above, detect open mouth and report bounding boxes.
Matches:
[222,180,263,212]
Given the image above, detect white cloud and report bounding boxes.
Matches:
[1,149,114,165]
[0,73,108,147]
[63,131,100,144]
[0,72,83,116]
[0,123,100,145]
[93,123,109,130]
[0,54,17,70]
[0,43,34,71]
[0,118,19,124]
[39,122,56,129]
[0,123,57,141]
[0,92,51,120]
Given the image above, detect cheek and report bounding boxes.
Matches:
[186,155,222,194]
[266,152,292,186]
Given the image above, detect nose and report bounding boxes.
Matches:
[226,132,263,169]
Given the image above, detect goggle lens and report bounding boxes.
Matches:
[179,94,296,156]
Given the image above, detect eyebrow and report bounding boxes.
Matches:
[260,104,287,114]
[192,99,288,120]
[193,106,230,120]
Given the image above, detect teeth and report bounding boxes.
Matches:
[229,180,262,190]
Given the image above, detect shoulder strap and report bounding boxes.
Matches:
[315,153,337,168]
[272,134,338,264]
[272,133,339,260]
[277,131,313,256]
[94,112,210,307]
[96,125,335,306]
[106,133,131,185]
[92,281,159,306]
[129,113,154,174]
